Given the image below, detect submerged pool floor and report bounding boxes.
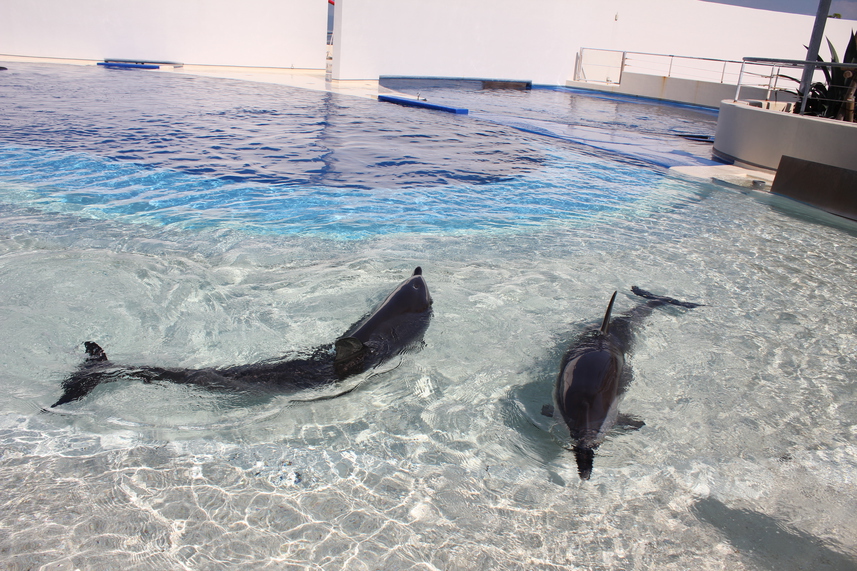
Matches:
[0,62,856,570]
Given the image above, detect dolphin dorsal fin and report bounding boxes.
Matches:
[599,291,618,335]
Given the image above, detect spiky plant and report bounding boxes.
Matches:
[793,30,857,118]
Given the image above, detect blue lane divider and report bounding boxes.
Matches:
[98,62,160,70]
[378,95,468,114]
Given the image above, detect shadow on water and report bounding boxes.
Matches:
[501,328,583,487]
[692,496,857,571]
[739,188,857,238]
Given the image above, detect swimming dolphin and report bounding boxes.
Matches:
[550,286,701,480]
[52,267,432,407]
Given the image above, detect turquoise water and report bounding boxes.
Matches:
[1,63,856,570]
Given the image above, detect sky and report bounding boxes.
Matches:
[701,0,857,19]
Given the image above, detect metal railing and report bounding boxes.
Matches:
[574,48,745,86]
[735,57,857,118]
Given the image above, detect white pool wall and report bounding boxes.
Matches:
[1,0,856,85]
[332,0,857,83]
[0,0,328,70]
[715,99,857,170]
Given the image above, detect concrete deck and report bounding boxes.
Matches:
[0,55,391,100]
[669,164,775,191]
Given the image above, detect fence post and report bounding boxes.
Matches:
[799,61,812,115]
[734,61,746,101]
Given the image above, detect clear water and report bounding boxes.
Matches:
[1,63,856,570]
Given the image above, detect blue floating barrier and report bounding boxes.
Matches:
[378,95,468,115]
[98,62,160,70]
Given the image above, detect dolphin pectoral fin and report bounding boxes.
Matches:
[541,404,555,418]
[335,336,365,362]
[334,336,367,377]
[616,413,646,431]
[599,291,618,335]
[630,286,703,309]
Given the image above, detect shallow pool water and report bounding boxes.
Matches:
[0,63,856,570]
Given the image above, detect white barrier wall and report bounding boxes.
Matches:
[333,0,857,83]
[3,0,855,84]
[714,100,857,171]
[0,0,328,69]
[332,0,577,84]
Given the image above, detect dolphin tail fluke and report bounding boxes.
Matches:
[574,445,595,480]
[52,341,111,407]
[84,341,108,362]
[599,291,618,335]
[631,286,703,309]
[334,336,367,377]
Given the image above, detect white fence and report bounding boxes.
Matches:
[574,48,747,86]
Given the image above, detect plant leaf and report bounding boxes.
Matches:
[777,73,802,84]
[827,37,840,64]
[844,31,857,64]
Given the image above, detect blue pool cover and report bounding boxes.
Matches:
[379,95,468,114]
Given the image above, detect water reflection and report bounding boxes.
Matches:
[0,64,547,188]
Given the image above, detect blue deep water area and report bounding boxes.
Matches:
[0,63,720,238]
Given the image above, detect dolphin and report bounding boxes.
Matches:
[550,286,701,480]
[52,267,432,407]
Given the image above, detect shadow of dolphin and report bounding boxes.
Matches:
[52,267,432,407]
[692,496,857,571]
[547,286,702,480]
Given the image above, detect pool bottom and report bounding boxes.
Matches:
[1,178,857,569]
[1,412,854,570]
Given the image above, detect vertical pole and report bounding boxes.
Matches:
[799,0,832,114]
[734,61,746,101]
[765,65,775,100]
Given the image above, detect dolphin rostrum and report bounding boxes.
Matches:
[550,286,701,480]
[52,267,432,407]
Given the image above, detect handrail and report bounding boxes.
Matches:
[742,56,857,68]
[625,50,743,66]
[734,57,857,116]
[575,48,749,85]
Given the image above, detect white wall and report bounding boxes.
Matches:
[333,0,857,83]
[571,1,850,62]
[333,0,577,84]
[0,0,328,69]
[714,100,857,170]
[3,0,855,83]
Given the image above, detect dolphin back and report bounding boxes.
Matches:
[52,267,433,406]
[338,267,433,369]
[555,286,701,480]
